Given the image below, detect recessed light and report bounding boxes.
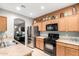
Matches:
[41,6,45,10]
[16,7,21,11]
[30,13,33,16]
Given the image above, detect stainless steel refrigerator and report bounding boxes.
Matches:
[27,26,40,48]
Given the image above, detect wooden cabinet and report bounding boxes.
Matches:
[58,14,79,32]
[56,44,65,56]
[39,39,44,50]
[56,41,79,56]
[68,15,79,31]
[41,21,47,32]
[36,38,40,49]
[33,14,79,32]
[46,20,58,24]
[47,20,52,24]
[58,17,67,31]
[36,37,44,50]
[65,47,79,56]
[34,21,47,32]
[0,16,7,32]
[37,22,42,31]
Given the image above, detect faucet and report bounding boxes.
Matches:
[0,36,6,48]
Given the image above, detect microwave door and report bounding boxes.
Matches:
[46,24,58,31]
[47,25,54,31]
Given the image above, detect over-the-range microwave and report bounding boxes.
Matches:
[46,23,58,31]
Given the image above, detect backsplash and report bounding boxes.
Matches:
[0,32,14,40]
[0,32,4,36]
[40,31,79,39]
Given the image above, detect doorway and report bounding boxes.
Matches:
[14,18,25,45]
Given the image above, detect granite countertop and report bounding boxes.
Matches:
[56,39,79,46]
[0,40,32,56]
[36,36,47,39]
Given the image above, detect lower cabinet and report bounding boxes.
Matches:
[36,38,40,49]
[36,37,44,50]
[56,45,65,56]
[65,47,79,56]
[56,42,79,56]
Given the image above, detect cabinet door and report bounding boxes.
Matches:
[68,15,79,31]
[65,47,79,56]
[58,17,67,31]
[40,39,44,50]
[0,16,7,32]
[36,39,40,49]
[51,19,58,24]
[56,45,65,56]
[47,20,52,24]
[41,21,47,32]
[38,22,42,31]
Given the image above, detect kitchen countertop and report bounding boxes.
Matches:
[0,40,32,56]
[36,36,47,39]
[56,39,79,46]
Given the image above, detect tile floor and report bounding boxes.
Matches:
[27,47,50,56]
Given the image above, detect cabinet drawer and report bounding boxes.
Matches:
[57,42,79,49]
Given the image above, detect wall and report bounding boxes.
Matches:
[0,8,33,46]
[40,31,79,39]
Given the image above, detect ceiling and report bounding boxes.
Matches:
[14,18,25,25]
[0,3,76,18]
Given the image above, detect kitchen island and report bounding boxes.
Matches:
[0,40,32,56]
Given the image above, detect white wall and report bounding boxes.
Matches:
[0,8,33,46]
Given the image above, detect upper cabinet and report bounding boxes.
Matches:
[58,17,68,31]
[32,20,38,27]
[37,21,47,32]
[58,14,79,32]
[37,21,42,31]
[41,21,47,32]
[33,4,79,32]
[68,14,79,31]
[0,16,7,32]
[33,14,79,32]
[33,19,47,32]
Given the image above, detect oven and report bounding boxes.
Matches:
[44,33,59,56]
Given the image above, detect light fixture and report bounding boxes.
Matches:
[16,7,21,11]
[14,26,17,28]
[21,5,26,8]
[41,6,45,10]
[30,13,33,16]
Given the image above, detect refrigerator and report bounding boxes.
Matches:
[27,26,40,48]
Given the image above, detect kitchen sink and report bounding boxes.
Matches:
[0,40,18,48]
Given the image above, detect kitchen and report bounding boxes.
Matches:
[32,3,79,56]
[0,3,79,56]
